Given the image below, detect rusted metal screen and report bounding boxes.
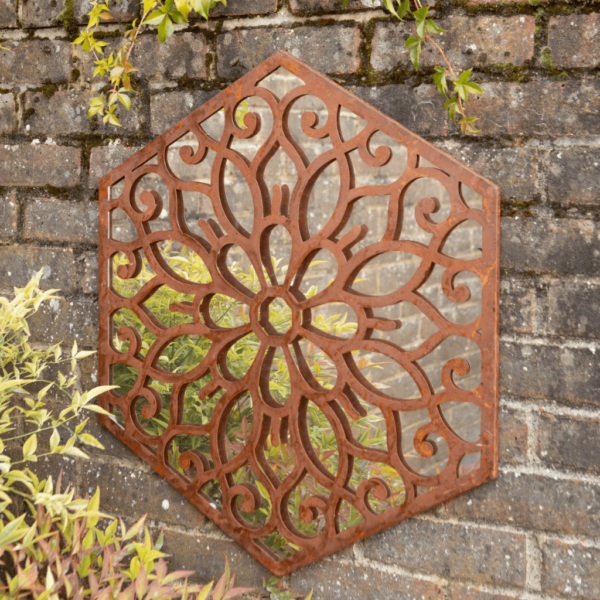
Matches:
[98,51,500,576]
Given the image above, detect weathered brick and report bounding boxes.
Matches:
[0,0,16,27]
[499,406,528,465]
[0,145,80,187]
[150,90,220,135]
[371,16,534,72]
[23,89,140,135]
[500,341,600,407]
[435,142,539,202]
[0,40,72,84]
[501,218,600,275]
[28,295,98,346]
[80,251,98,294]
[548,147,600,206]
[147,471,207,528]
[89,144,142,187]
[79,460,153,519]
[78,33,206,82]
[538,412,600,474]
[217,26,361,78]
[136,32,207,80]
[499,277,537,335]
[20,0,60,27]
[0,246,78,292]
[79,459,205,527]
[547,279,600,339]
[0,92,16,134]
[211,0,277,16]
[291,561,444,600]
[24,199,98,244]
[548,14,600,69]
[0,192,18,241]
[450,585,513,600]
[75,0,138,22]
[542,541,600,599]
[159,529,270,587]
[290,0,381,11]
[468,80,600,137]
[444,471,600,537]
[348,84,448,137]
[363,519,526,588]
[29,454,80,490]
[21,0,137,27]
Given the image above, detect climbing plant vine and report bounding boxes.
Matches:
[75,0,482,133]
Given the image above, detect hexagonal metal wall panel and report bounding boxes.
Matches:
[98,51,500,576]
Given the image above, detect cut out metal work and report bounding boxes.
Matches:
[98,51,500,576]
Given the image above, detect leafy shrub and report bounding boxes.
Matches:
[0,272,310,599]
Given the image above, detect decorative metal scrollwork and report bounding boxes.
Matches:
[98,51,500,576]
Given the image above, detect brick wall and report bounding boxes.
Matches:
[1,0,599,598]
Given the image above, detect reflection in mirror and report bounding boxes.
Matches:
[336,194,389,252]
[110,208,137,242]
[167,132,215,183]
[310,302,357,339]
[305,160,341,239]
[111,250,154,297]
[109,177,125,200]
[293,248,337,298]
[460,182,483,211]
[230,96,273,163]
[440,401,481,443]
[401,408,450,477]
[351,251,420,296]
[418,336,482,393]
[200,109,225,141]
[349,131,407,188]
[257,66,305,96]
[288,94,333,162]
[339,105,366,143]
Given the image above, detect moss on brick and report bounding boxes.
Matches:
[40,80,59,99]
[56,0,78,38]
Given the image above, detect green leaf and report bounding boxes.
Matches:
[49,429,60,451]
[123,515,146,540]
[383,0,398,18]
[157,15,174,43]
[0,514,27,548]
[175,0,192,19]
[61,446,89,459]
[118,93,131,110]
[77,433,105,449]
[23,434,37,460]
[433,66,448,95]
[143,9,166,25]
[83,404,112,416]
[143,0,158,13]
[196,582,213,600]
[425,18,446,34]
[459,68,472,83]
[464,81,483,95]
[413,6,429,20]
[397,0,409,18]
[416,19,426,40]
[83,385,118,404]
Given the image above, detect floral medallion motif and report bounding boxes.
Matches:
[98,51,500,576]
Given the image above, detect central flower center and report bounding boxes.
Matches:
[259,296,293,336]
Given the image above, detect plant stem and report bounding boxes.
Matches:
[411,0,469,121]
